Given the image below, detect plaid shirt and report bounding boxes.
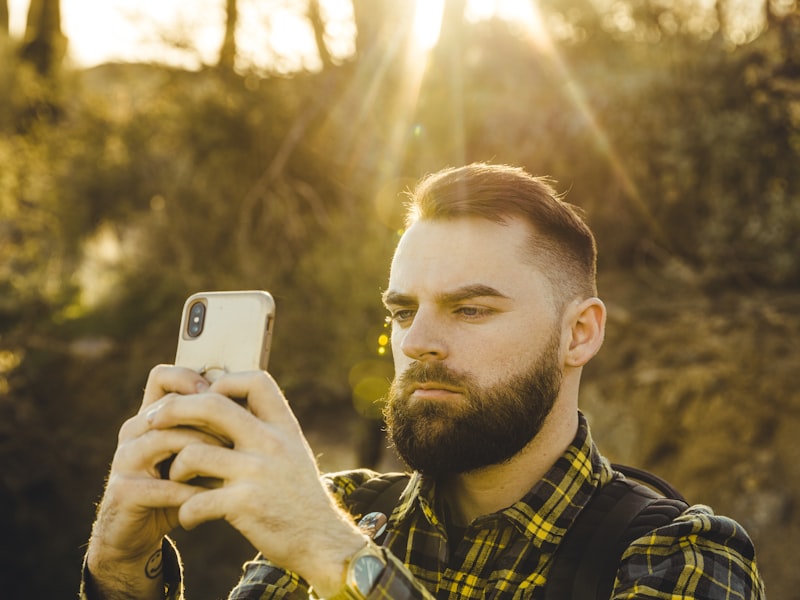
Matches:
[80,414,765,599]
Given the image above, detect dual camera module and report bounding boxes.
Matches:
[187,301,206,338]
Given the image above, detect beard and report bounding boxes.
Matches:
[383,332,563,479]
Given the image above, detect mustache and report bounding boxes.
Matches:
[395,361,470,389]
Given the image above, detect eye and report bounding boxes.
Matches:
[387,309,415,325]
[455,306,493,319]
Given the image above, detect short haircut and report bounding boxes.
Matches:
[405,163,597,306]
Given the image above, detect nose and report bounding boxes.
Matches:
[396,309,449,362]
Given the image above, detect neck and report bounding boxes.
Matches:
[440,407,579,526]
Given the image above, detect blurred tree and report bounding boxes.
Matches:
[1,0,8,35]
[588,8,800,286]
[351,0,414,56]
[218,0,238,70]
[308,0,334,69]
[19,0,65,75]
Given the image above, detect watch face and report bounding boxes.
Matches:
[353,554,385,595]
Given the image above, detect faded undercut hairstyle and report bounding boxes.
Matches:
[405,163,598,308]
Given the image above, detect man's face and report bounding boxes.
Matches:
[382,217,566,476]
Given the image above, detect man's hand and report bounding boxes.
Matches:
[85,366,223,600]
[145,369,368,597]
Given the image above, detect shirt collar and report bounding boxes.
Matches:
[503,412,613,549]
[391,412,613,551]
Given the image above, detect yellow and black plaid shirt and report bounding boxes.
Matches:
[80,413,765,599]
[222,413,763,599]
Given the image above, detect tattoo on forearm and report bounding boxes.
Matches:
[145,548,163,579]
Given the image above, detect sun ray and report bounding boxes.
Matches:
[321,0,666,244]
[412,0,445,51]
[317,3,433,191]
[511,1,670,246]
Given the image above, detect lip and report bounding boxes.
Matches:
[409,382,463,400]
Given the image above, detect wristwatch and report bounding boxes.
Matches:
[327,541,387,599]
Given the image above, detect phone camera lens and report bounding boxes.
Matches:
[187,301,205,338]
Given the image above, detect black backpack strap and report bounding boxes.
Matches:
[344,472,410,544]
[544,471,688,600]
[611,463,688,503]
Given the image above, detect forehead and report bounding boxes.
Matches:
[388,217,550,299]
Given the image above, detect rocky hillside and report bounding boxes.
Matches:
[582,272,798,597]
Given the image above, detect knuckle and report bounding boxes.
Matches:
[146,363,172,385]
[116,423,130,444]
[117,415,140,443]
[151,363,172,376]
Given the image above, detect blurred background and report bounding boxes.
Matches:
[1,0,798,597]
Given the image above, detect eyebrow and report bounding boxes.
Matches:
[382,284,511,307]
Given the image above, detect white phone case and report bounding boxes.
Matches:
[175,290,275,381]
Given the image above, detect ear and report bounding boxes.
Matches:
[564,297,606,368]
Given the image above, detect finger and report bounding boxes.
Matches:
[105,472,204,510]
[118,404,230,448]
[168,443,263,484]
[145,391,251,448]
[114,426,230,478]
[177,486,232,531]
[209,371,296,426]
[141,364,210,409]
[177,482,283,533]
[119,400,186,443]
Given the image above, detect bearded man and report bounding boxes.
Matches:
[81,163,764,600]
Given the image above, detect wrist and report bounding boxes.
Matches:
[302,529,371,599]
[85,540,167,600]
[87,536,163,573]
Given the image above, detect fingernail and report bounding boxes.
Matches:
[196,380,210,393]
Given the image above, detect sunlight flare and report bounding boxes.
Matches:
[412,0,445,51]
[507,0,551,52]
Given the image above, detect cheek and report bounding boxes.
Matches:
[391,333,410,367]
[463,327,543,376]
[390,328,402,353]
[453,336,514,375]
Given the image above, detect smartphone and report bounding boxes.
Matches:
[175,290,276,381]
[162,291,275,484]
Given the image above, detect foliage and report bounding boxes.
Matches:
[595,24,800,287]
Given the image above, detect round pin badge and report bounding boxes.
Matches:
[357,511,388,539]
